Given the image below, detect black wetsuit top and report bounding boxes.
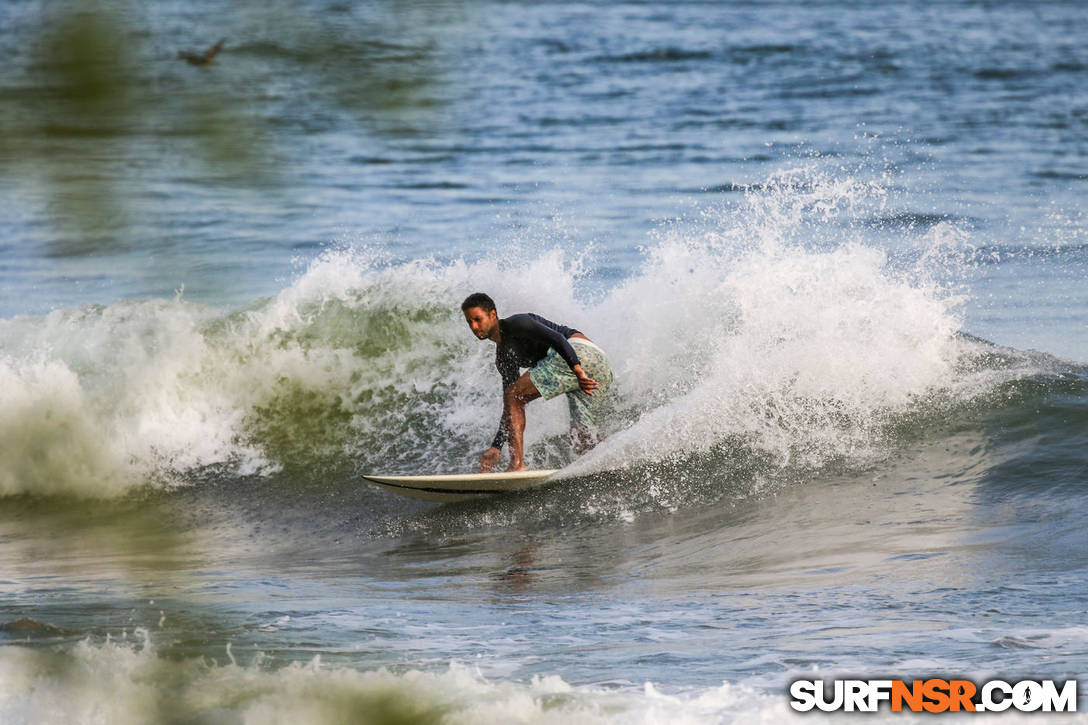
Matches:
[491,313,581,449]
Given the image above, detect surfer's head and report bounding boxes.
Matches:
[462,292,499,341]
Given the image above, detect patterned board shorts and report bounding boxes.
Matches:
[529,338,614,432]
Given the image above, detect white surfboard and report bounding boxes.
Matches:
[361,469,560,503]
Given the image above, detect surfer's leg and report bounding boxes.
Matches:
[503,372,540,471]
[567,393,605,455]
[529,342,614,456]
[564,343,613,455]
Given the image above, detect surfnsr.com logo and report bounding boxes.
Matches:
[789,679,1078,713]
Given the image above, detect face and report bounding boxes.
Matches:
[463,306,498,340]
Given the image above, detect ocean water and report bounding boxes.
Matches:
[1,1,1087,722]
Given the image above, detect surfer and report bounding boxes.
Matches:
[461,293,613,472]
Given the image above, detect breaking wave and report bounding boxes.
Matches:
[0,166,1077,498]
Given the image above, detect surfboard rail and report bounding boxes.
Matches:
[361,469,560,503]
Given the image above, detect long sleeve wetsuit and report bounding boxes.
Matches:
[490,313,581,449]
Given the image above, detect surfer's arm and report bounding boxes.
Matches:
[479,444,501,472]
[481,386,512,471]
[506,314,582,372]
[511,316,599,395]
[525,319,598,393]
[490,410,509,450]
[489,353,520,450]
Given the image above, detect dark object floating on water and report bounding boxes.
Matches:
[0,617,62,636]
[178,38,226,66]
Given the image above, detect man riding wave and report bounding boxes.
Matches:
[461,293,614,472]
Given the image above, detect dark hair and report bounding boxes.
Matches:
[461,292,496,313]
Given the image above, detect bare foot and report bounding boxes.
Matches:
[505,463,526,472]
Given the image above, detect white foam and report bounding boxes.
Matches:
[566,170,968,476]
[0,639,793,725]
[6,638,1082,724]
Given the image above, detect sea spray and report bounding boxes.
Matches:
[568,168,965,478]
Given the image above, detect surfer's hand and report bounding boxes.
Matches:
[479,447,501,472]
[573,365,599,396]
